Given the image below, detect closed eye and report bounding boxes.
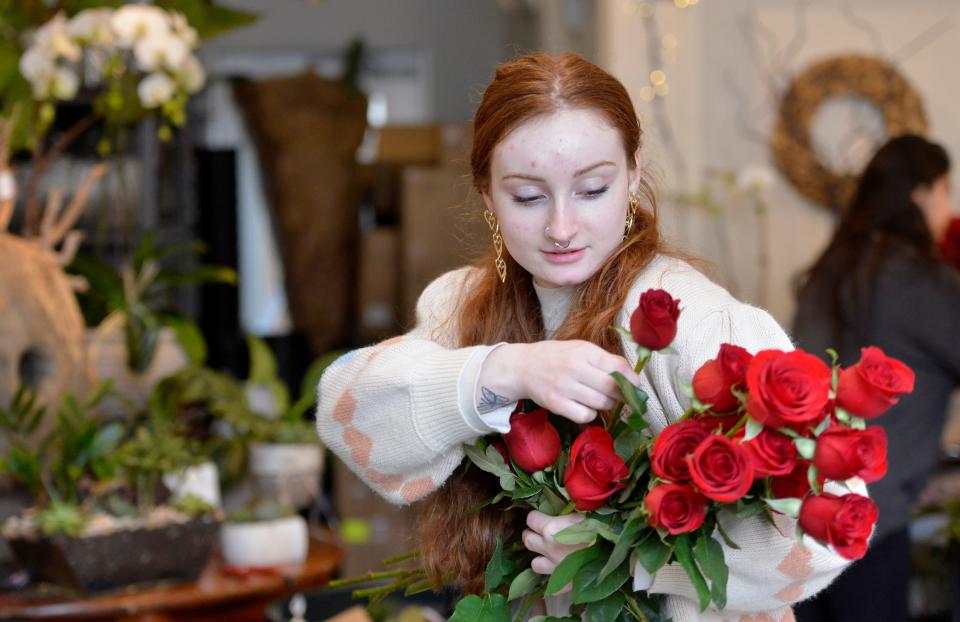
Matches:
[581,186,609,199]
[512,194,545,205]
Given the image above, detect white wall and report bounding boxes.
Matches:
[204,0,507,122]
[599,0,960,328]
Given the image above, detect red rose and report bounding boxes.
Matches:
[770,462,819,499]
[939,216,960,270]
[746,350,832,430]
[813,427,887,484]
[687,434,754,502]
[630,289,681,351]
[503,408,561,472]
[836,347,915,419]
[693,344,753,413]
[798,493,878,560]
[564,427,629,511]
[645,483,707,535]
[741,428,798,477]
[697,412,742,434]
[651,420,709,483]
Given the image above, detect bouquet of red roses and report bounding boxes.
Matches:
[446,289,914,622]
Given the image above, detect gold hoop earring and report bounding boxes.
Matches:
[625,192,640,237]
[483,209,507,283]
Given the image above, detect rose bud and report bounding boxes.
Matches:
[503,408,561,472]
[645,483,707,535]
[630,289,681,351]
[799,493,878,560]
[836,347,915,419]
[651,420,709,483]
[564,427,629,511]
[693,344,754,413]
[740,428,798,477]
[687,434,754,502]
[770,462,821,500]
[746,349,832,430]
[813,427,887,484]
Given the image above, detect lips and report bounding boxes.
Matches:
[542,248,585,264]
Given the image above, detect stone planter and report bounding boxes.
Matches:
[86,317,187,409]
[6,515,219,594]
[162,461,222,508]
[220,515,308,568]
[248,443,322,509]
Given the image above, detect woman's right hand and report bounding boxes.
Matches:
[480,341,641,424]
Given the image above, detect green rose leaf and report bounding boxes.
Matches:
[635,530,672,575]
[449,594,511,622]
[507,568,540,602]
[546,544,602,595]
[674,534,711,612]
[611,372,649,417]
[694,533,729,609]
[572,555,631,604]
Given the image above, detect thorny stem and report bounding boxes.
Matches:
[606,351,651,430]
[622,589,652,622]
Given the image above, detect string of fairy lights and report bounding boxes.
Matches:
[620,0,699,103]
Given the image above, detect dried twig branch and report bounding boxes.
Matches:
[47,163,108,247]
[54,230,85,267]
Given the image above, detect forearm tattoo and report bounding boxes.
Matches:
[478,386,512,413]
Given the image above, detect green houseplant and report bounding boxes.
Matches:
[0,382,220,594]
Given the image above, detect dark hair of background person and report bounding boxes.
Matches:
[795,134,950,344]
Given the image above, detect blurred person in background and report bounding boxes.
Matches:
[793,134,960,622]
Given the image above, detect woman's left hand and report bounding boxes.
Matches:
[522,510,587,576]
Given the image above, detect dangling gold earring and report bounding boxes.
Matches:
[483,209,507,283]
[624,191,640,238]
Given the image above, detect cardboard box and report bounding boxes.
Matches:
[332,460,418,578]
[399,166,487,326]
[376,125,445,166]
[357,227,400,342]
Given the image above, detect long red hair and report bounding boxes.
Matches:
[417,53,672,592]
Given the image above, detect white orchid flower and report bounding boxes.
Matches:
[50,66,80,100]
[176,54,206,93]
[736,164,776,193]
[111,5,170,47]
[33,13,82,62]
[134,33,188,72]
[169,11,198,49]
[67,9,114,46]
[19,46,56,83]
[137,72,176,108]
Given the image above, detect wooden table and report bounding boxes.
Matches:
[0,538,343,622]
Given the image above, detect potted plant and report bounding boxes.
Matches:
[0,382,220,595]
[243,336,326,510]
[70,232,236,408]
[220,498,308,568]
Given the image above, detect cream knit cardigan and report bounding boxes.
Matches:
[318,256,860,622]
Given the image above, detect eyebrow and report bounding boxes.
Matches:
[501,160,617,182]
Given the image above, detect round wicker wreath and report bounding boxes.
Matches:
[771,54,928,211]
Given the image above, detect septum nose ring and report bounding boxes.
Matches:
[545,226,571,250]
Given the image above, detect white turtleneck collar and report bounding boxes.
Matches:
[533,280,577,338]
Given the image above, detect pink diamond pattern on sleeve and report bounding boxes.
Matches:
[366,469,405,493]
[333,391,357,425]
[401,477,437,502]
[343,426,373,468]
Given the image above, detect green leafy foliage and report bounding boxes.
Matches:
[70,233,236,374]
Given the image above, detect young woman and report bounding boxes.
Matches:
[319,53,856,621]
[793,134,960,622]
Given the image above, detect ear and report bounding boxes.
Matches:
[911,184,930,209]
[481,190,495,213]
[628,149,643,195]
